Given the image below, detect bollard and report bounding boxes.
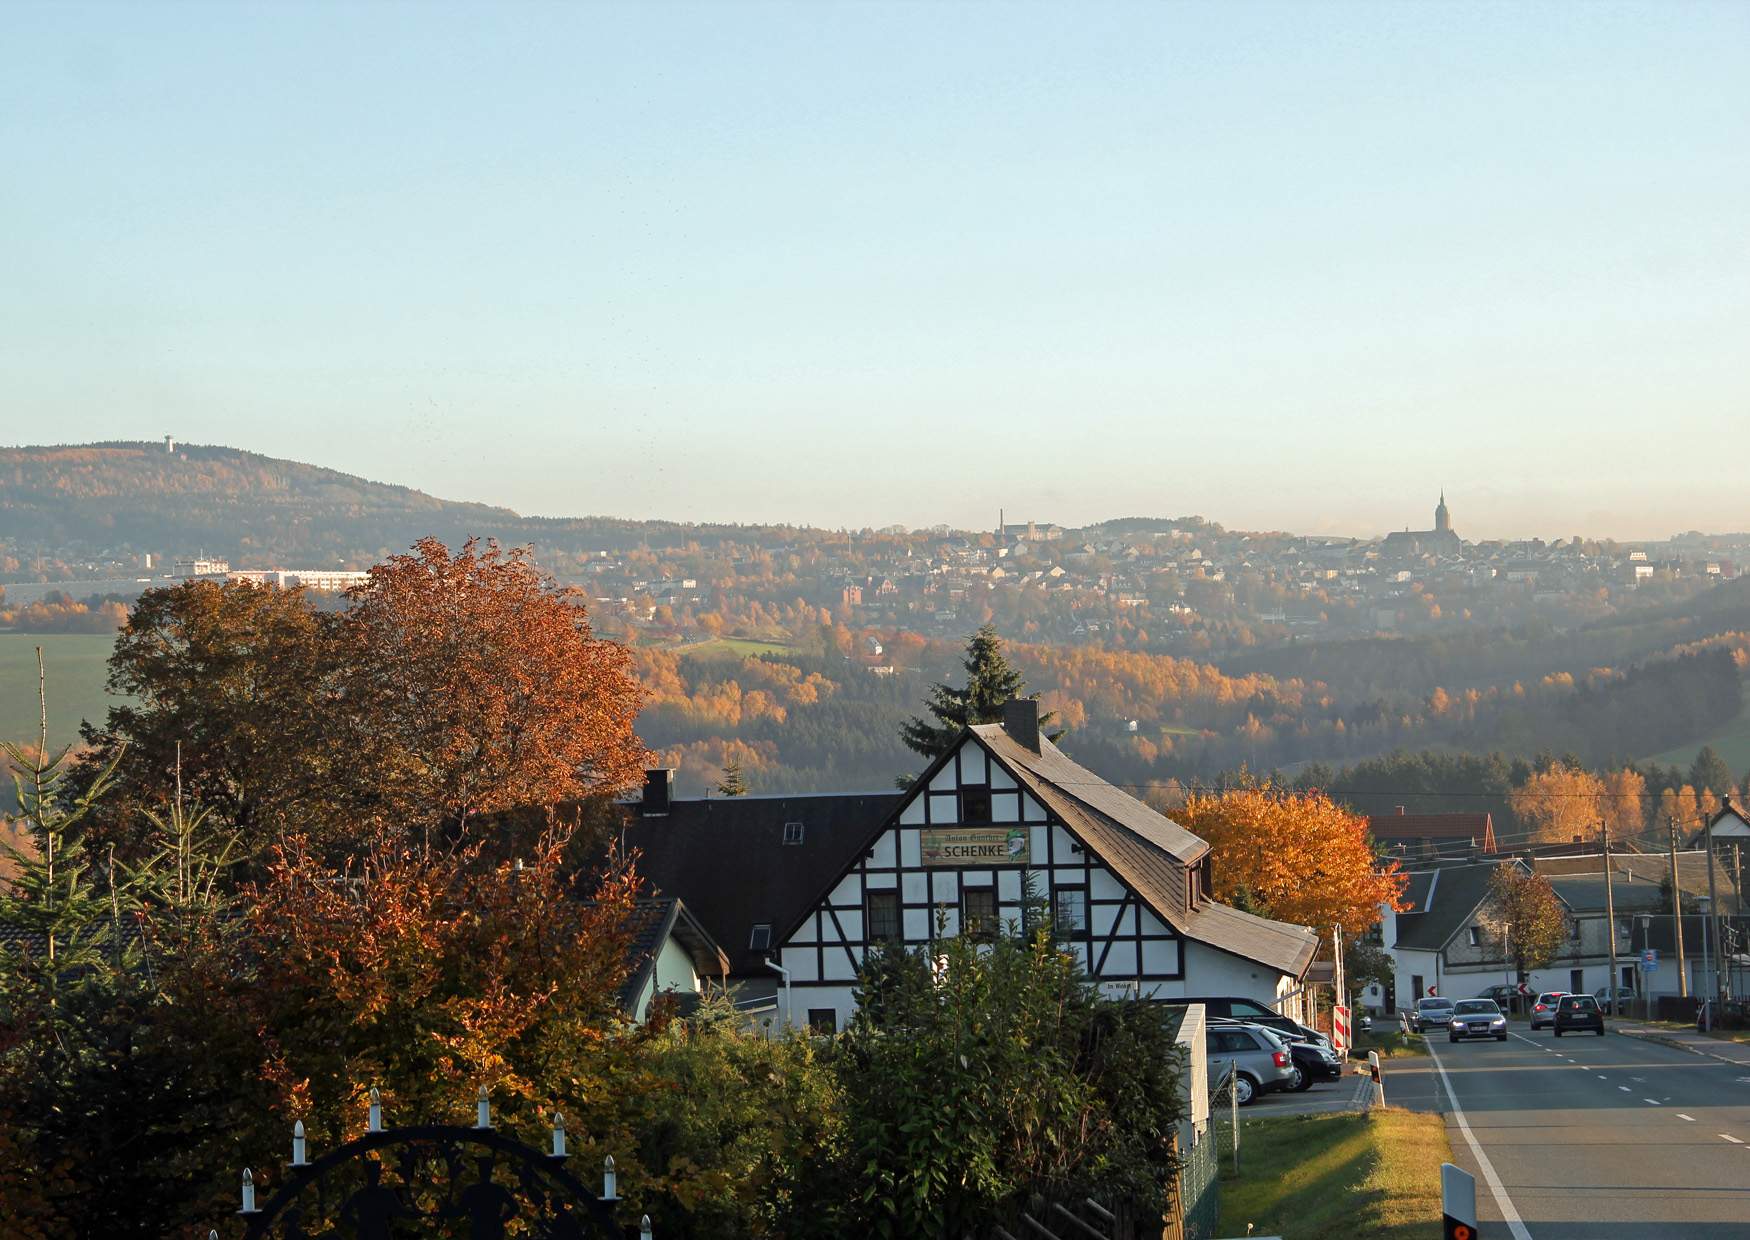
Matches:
[1367,1050,1384,1107]
[1441,1162,1478,1239]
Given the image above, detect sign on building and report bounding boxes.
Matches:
[919,827,1031,867]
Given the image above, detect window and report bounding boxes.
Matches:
[1210,1029,1259,1053]
[866,890,900,943]
[807,1008,838,1035]
[961,789,992,824]
[1053,886,1088,936]
[1570,919,1582,942]
[782,822,805,845]
[1467,926,1481,947]
[962,887,996,939]
[748,924,771,951]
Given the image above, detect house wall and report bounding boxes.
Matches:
[773,736,1295,1030]
[634,934,702,1023]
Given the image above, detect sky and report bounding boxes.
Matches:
[2,2,1746,541]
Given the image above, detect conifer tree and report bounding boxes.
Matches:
[900,625,1048,759]
[716,758,748,797]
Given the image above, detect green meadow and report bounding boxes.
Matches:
[0,632,119,750]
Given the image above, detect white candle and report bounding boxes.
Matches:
[368,1087,382,1133]
[476,1085,491,1129]
[241,1167,256,1213]
[552,1111,567,1157]
[602,1154,618,1201]
[292,1119,306,1166]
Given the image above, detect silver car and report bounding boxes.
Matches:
[1412,996,1455,1032]
[1446,998,1508,1042]
[1205,1022,1297,1105]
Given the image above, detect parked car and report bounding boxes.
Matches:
[1554,994,1606,1036]
[1475,984,1519,1007]
[1411,996,1456,1032]
[1447,999,1509,1042]
[1593,986,1635,1015]
[1358,1012,1373,1032]
[1174,996,1306,1043]
[1529,991,1566,1031]
[1210,1019,1343,1090]
[1204,1023,1297,1105]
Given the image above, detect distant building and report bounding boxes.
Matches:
[173,557,231,577]
[225,569,370,592]
[1368,810,1497,863]
[1381,492,1462,559]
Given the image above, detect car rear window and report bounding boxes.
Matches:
[1560,996,1598,1010]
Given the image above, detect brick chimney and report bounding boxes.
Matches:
[1002,698,1041,754]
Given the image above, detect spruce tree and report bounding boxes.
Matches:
[899,624,1048,759]
[716,758,748,797]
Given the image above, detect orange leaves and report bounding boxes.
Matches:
[1177,780,1406,939]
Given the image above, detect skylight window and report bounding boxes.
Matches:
[749,924,772,950]
[782,822,805,845]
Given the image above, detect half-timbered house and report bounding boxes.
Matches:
[626,700,1318,1032]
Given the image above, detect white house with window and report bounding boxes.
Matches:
[766,700,1320,1032]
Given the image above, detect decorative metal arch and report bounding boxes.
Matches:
[240,1124,627,1239]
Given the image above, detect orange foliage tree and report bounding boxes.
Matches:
[338,538,648,834]
[1175,781,1406,939]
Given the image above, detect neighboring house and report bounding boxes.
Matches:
[626,701,1319,1033]
[1367,809,1497,863]
[618,898,731,1024]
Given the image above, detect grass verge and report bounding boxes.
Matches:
[1216,1108,1452,1240]
[1353,1028,1428,1059]
[1635,1018,1750,1046]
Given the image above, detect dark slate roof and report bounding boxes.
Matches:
[1534,852,1742,914]
[1391,862,1510,952]
[974,726,1316,978]
[617,897,730,1011]
[1399,870,1438,914]
[1545,873,1665,916]
[621,792,902,978]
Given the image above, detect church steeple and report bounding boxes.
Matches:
[1434,490,1451,534]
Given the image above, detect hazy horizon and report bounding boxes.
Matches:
[4,2,1746,541]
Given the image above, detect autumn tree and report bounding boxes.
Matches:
[1175,781,1406,940]
[900,625,1048,759]
[1482,865,1566,980]
[1599,767,1647,841]
[1508,765,1605,845]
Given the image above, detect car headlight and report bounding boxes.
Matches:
[1491,1018,1505,1027]
[1449,1019,1463,1028]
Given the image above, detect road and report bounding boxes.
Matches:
[1409,1027,1750,1239]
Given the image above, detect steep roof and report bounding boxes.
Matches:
[972,726,1315,977]
[1369,812,1496,860]
[617,897,730,1011]
[1391,861,1509,953]
[622,791,902,977]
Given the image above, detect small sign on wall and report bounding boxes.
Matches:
[920,827,1031,867]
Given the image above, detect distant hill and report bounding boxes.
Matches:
[0,442,711,566]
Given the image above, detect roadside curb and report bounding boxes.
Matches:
[1615,1025,1750,1069]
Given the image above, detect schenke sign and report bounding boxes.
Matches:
[920,827,1031,866]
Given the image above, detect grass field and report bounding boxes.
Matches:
[1353,1028,1429,1059]
[675,637,796,660]
[1217,1108,1453,1240]
[1646,705,1750,774]
[0,632,119,749]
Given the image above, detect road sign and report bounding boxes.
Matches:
[1642,948,1659,972]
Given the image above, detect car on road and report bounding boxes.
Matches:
[1411,996,1456,1032]
[1553,993,1606,1036]
[1204,1022,1297,1105]
[1529,990,1566,1030]
[1447,998,1509,1041]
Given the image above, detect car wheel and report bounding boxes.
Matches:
[1449,1034,1459,1042]
[1496,1034,1507,1041]
[1292,1065,1314,1092]
[1553,1028,1562,1037]
[1596,1028,1605,1037]
[1234,1074,1257,1106]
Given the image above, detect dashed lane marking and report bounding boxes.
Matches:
[1618,1086,1631,1092]
[1427,1040,1535,1240]
[1645,1099,1660,1105]
[1720,1134,1743,1144]
[1678,1114,1697,1121]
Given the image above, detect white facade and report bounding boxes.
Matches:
[772,732,1310,1031]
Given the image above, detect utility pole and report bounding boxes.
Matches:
[1705,801,1721,1017]
[1670,815,1689,999]
[1602,819,1619,1014]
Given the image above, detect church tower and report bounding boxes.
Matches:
[1434,491,1451,534]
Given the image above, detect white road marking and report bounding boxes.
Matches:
[1645,1099,1660,1105]
[1677,1114,1697,1121]
[1721,1134,1743,1144]
[1427,1041,1535,1240]
[1597,1074,1609,1080]
[1618,1086,1631,1092]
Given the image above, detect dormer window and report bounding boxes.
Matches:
[749,924,772,951]
[782,822,805,846]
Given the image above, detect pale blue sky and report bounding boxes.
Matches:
[3,1,1745,539]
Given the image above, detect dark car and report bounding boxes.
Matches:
[1553,994,1605,1036]
[1476,984,1519,1007]
[1411,997,1456,1032]
[1173,996,1306,1043]
[1447,999,1509,1041]
[1529,991,1566,1031]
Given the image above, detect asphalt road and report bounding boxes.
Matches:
[1420,1027,1750,1239]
